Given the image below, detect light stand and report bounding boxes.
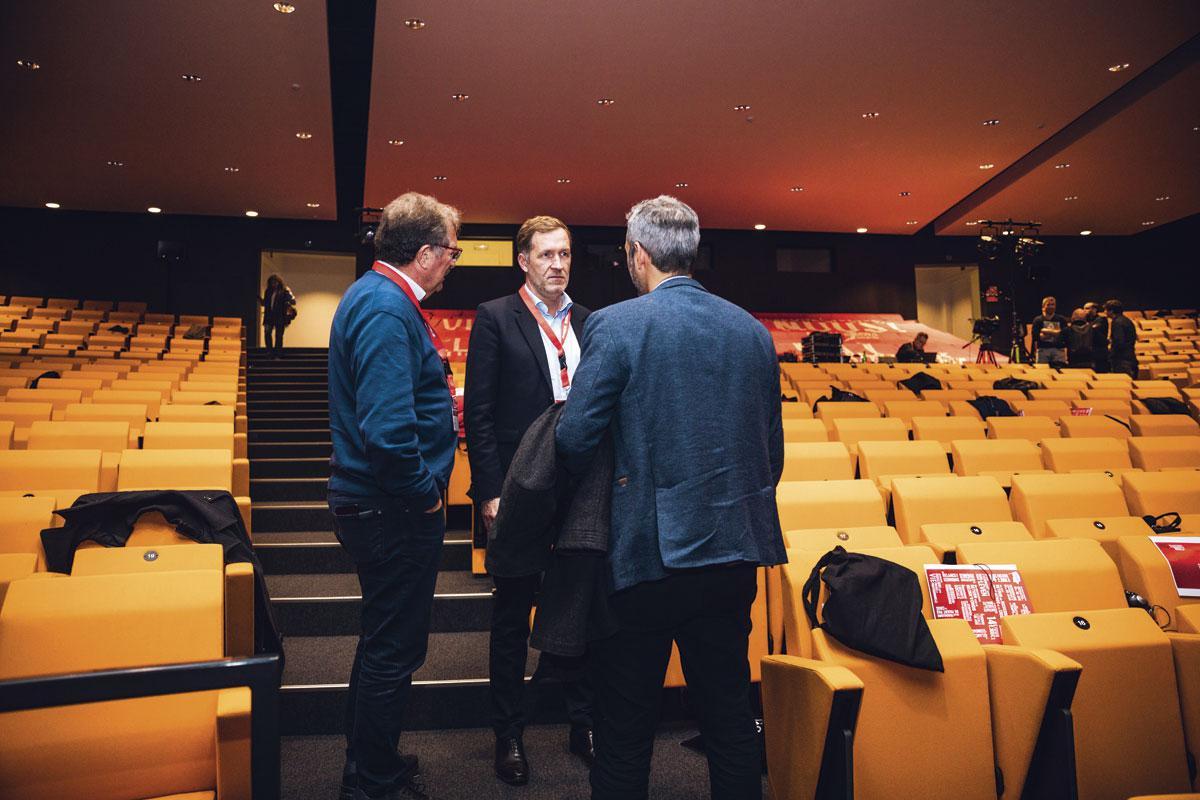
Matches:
[976,218,1043,363]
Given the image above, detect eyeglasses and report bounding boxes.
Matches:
[430,242,463,263]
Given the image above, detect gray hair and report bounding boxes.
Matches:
[625,195,700,274]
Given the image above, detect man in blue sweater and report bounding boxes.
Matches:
[328,192,462,800]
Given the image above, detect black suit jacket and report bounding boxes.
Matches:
[464,290,590,503]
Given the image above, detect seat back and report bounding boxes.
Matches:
[892,476,1012,544]
[917,520,1033,560]
[1010,473,1129,537]
[781,441,854,482]
[776,479,885,531]
[143,421,235,454]
[952,439,1045,480]
[987,416,1061,443]
[117,448,233,492]
[62,402,149,434]
[830,417,908,452]
[1001,608,1191,800]
[1122,470,1200,516]
[91,389,163,420]
[1115,536,1200,631]
[0,401,53,430]
[0,449,101,496]
[27,421,130,455]
[1129,436,1200,471]
[816,402,881,428]
[4,387,82,413]
[783,525,902,551]
[956,538,1127,611]
[911,416,985,451]
[782,418,829,443]
[857,440,949,481]
[0,496,56,567]
[1040,437,1133,474]
[1059,415,1133,439]
[882,401,949,426]
[1130,415,1200,438]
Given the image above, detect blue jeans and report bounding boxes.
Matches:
[330,492,445,796]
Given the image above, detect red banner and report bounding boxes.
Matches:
[1151,537,1200,598]
[925,564,1034,644]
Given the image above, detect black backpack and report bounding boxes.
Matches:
[993,377,1042,392]
[899,372,942,393]
[803,546,944,672]
[968,396,1016,419]
[812,386,869,412]
[1141,396,1189,415]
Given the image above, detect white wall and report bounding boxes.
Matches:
[914,265,981,342]
[259,251,356,348]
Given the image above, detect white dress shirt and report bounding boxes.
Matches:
[523,284,580,402]
[376,260,426,302]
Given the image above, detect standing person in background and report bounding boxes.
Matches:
[260,273,295,353]
[1084,301,1110,373]
[1066,308,1094,369]
[1030,295,1069,365]
[1106,299,1139,378]
[464,215,595,787]
[328,192,463,800]
[557,195,785,800]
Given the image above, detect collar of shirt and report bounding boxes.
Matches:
[654,274,689,291]
[523,284,573,323]
[376,260,426,302]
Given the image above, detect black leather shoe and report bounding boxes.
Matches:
[568,728,595,767]
[494,737,529,786]
[341,755,422,800]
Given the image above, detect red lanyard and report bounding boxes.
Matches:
[519,284,572,391]
[372,261,460,431]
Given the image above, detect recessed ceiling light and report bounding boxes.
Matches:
[245,210,259,217]
[295,131,312,139]
[1064,195,1078,201]
[905,220,919,225]
[224,166,240,173]
[861,112,880,119]
[404,18,426,30]
[965,220,980,226]
[433,175,447,181]
[1080,230,1092,236]
[16,59,40,71]
[147,206,161,214]
[305,202,320,208]
[978,163,995,170]
[1107,62,1130,72]
[106,160,125,167]
[44,202,60,209]
[272,2,295,13]
[181,73,202,82]
[675,182,688,188]
[1141,221,1155,226]
[451,93,469,101]
[1054,163,1070,169]
[474,244,489,250]
[982,119,1000,126]
[597,98,615,106]
[556,178,572,184]
[856,227,868,234]
[899,191,910,197]
[790,186,804,192]
[1155,195,1171,201]
[753,224,766,230]
[733,104,751,111]
[386,139,405,146]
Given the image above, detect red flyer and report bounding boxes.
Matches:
[1150,537,1200,598]
[924,564,1034,644]
[1070,407,1093,416]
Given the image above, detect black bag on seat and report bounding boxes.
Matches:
[1141,396,1189,415]
[899,372,942,393]
[993,377,1042,391]
[812,386,869,412]
[803,546,944,672]
[967,396,1016,419]
[1143,512,1182,533]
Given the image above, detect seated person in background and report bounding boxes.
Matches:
[1084,301,1110,373]
[1030,295,1069,365]
[1106,298,1139,377]
[895,331,929,363]
[1066,308,1094,369]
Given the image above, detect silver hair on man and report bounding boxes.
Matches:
[625,195,701,274]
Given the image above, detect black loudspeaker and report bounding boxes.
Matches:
[157,240,186,265]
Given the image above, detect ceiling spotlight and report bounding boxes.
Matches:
[305,202,320,208]
[905,220,919,225]
[44,202,60,209]
[856,227,868,234]
[556,178,572,184]
[147,206,161,214]
[432,175,447,181]
[1064,195,1078,201]
[861,112,880,119]
[295,131,312,139]
[451,93,469,101]
[965,221,980,226]
[733,104,751,111]
[1107,63,1130,72]
[16,59,40,71]
[675,182,688,188]
[1080,230,1092,236]
[790,186,804,192]
[1155,195,1171,201]
[899,191,910,197]
[181,73,202,82]
[753,224,766,231]
[386,138,405,146]
[1054,163,1070,169]
[245,210,259,218]
[224,166,240,173]
[597,98,615,106]
[982,119,1000,126]
[1141,221,1155,226]
[404,18,426,30]
[106,160,125,167]
[272,2,295,13]
[979,163,995,170]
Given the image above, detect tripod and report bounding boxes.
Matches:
[966,335,999,366]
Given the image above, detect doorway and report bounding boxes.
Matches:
[914,265,981,342]
[259,251,356,348]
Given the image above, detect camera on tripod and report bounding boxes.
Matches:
[972,316,1001,338]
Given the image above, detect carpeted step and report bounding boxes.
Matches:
[254,528,473,572]
[247,417,330,431]
[249,428,331,443]
[251,476,328,502]
[251,457,330,479]
[249,440,332,459]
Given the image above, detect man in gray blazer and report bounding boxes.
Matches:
[556,195,786,799]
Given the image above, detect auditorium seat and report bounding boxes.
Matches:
[1043,515,1154,559]
[776,479,886,531]
[117,448,251,534]
[1000,609,1198,800]
[986,416,1061,444]
[779,401,814,419]
[91,388,163,421]
[918,520,1034,562]
[1009,473,1129,538]
[919,389,974,402]
[143,420,248,462]
[830,417,908,457]
[951,438,1048,486]
[862,388,914,404]
[1009,399,1071,418]
[1059,414,1133,438]
[26,421,131,491]
[815,401,882,430]
[0,420,12,450]
[159,402,247,435]
[1040,437,1136,479]
[955,538,1127,611]
[781,441,855,481]
[1028,388,1081,401]
[782,525,902,551]
[1131,415,1200,437]
[910,415,986,453]
[0,449,102,507]
[0,402,56,446]
[62,402,149,440]
[856,440,949,500]
[1115,536,1200,633]
[782,418,829,442]
[882,400,949,427]
[1122,470,1200,525]
[1082,387,1134,400]
[891,475,1011,545]
[5,387,83,416]
[0,495,56,569]
[1130,436,1200,471]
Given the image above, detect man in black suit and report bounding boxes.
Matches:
[464,215,594,787]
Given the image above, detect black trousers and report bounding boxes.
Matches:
[1111,358,1138,378]
[330,492,445,796]
[590,564,761,800]
[263,323,284,350]
[490,572,593,740]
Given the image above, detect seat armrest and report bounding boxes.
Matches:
[983,645,1082,799]
[235,414,248,435]
[234,432,248,460]
[766,566,784,654]
[236,496,252,538]
[99,451,120,493]
[224,561,256,658]
[1167,633,1200,790]
[215,686,252,800]
[761,655,863,800]
[233,458,250,498]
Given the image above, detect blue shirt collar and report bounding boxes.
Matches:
[525,285,573,321]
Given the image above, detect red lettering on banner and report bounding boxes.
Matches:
[925,564,1034,644]
[1151,537,1200,597]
